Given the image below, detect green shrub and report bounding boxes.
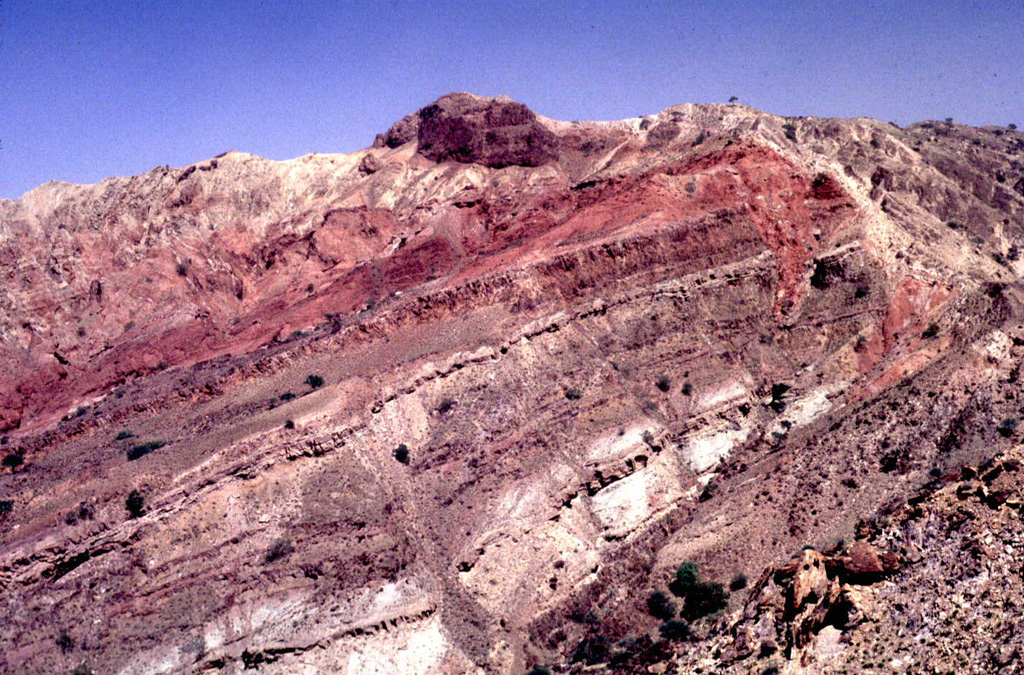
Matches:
[114,430,134,441]
[284,420,295,429]
[65,502,94,526]
[564,387,583,401]
[675,561,699,590]
[393,444,410,464]
[436,398,457,415]
[656,375,672,393]
[610,636,645,665]
[646,591,677,620]
[0,500,12,516]
[571,636,610,665]
[525,668,551,675]
[730,572,749,591]
[659,619,691,641]
[72,664,95,675]
[125,490,145,518]
[305,374,325,389]
[782,123,798,142]
[681,581,729,620]
[2,453,24,469]
[699,481,719,502]
[998,418,1018,438]
[56,630,75,653]
[769,383,790,413]
[127,441,165,461]
[264,537,293,564]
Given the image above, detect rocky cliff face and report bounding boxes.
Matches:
[0,94,1021,675]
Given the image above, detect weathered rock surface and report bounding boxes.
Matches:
[0,95,1022,674]
[375,92,559,168]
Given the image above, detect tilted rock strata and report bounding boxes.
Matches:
[0,95,1021,674]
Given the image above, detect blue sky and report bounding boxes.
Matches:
[1,0,1021,198]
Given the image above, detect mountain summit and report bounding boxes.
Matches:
[0,95,1022,674]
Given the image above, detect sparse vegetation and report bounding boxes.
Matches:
[114,430,135,441]
[768,383,790,413]
[525,667,551,675]
[669,561,730,620]
[284,420,295,429]
[646,590,677,620]
[810,257,844,289]
[564,387,583,401]
[699,481,719,501]
[782,123,798,142]
[0,500,12,516]
[571,636,610,665]
[393,443,410,464]
[56,630,75,654]
[2,452,24,469]
[608,637,648,666]
[655,375,672,393]
[681,381,693,396]
[176,262,188,276]
[305,374,325,389]
[674,562,700,591]
[264,536,293,564]
[922,323,940,339]
[63,502,94,526]
[997,418,1018,439]
[127,441,165,461]
[681,580,729,620]
[730,572,748,591]
[658,619,691,641]
[280,392,297,401]
[72,664,95,675]
[125,490,145,518]
[436,397,457,415]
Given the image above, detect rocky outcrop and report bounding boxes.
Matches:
[705,449,1024,675]
[375,92,559,167]
[725,540,900,663]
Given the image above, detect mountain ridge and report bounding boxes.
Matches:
[0,93,1022,674]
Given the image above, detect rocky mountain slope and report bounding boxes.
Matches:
[0,93,1021,674]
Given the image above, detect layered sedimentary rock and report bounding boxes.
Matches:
[0,94,1021,674]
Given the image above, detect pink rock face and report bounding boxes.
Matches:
[0,96,1022,675]
[790,549,831,611]
[842,541,886,577]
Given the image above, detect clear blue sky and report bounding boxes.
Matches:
[1,0,1021,199]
